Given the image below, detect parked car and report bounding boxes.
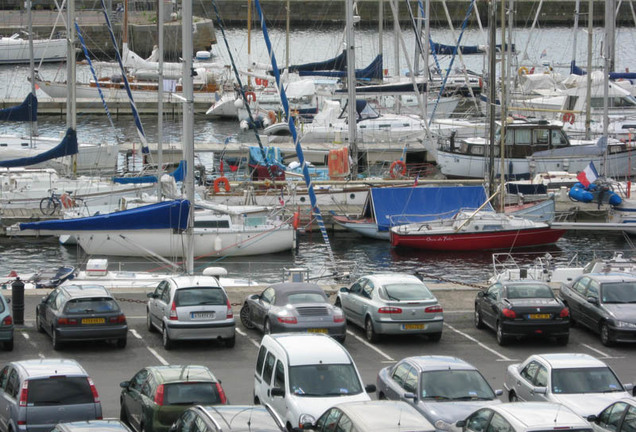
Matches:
[377,356,502,429]
[146,275,235,349]
[169,405,285,432]
[35,284,128,350]
[504,353,634,418]
[51,419,133,432]
[475,281,570,346]
[559,272,636,346]
[589,398,636,432]
[335,273,443,343]
[0,291,13,351]
[119,365,227,432]
[240,282,346,342]
[254,333,376,431]
[0,358,102,432]
[308,400,435,432]
[456,402,593,432]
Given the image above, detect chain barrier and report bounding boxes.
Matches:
[415,271,487,290]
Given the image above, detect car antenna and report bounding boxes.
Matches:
[554,403,562,425]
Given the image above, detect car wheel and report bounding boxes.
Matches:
[378,391,386,400]
[555,334,569,346]
[3,339,13,351]
[162,325,172,350]
[508,391,518,402]
[225,335,236,348]
[146,310,155,333]
[35,311,44,333]
[140,423,149,432]
[240,304,255,329]
[600,322,613,347]
[335,334,346,344]
[264,319,272,335]
[52,328,62,350]
[365,317,380,343]
[428,332,442,342]
[474,308,484,329]
[496,321,508,346]
[117,337,127,349]
[119,404,129,424]
[335,298,342,308]
[254,394,260,404]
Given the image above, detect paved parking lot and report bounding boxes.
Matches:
[6,287,636,419]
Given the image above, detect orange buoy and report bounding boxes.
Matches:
[213,177,231,193]
[292,211,300,229]
[389,160,407,179]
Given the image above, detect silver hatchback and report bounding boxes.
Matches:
[146,275,236,349]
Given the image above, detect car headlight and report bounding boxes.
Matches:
[299,414,316,429]
[614,320,636,329]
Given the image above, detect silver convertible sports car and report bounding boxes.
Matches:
[239,282,347,342]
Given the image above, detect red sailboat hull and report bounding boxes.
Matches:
[390,227,567,251]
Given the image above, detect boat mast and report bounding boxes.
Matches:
[156,0,164,200]
[27,0,38,137]
[67,0,77,174]
[487,0,497,196]
[183,0,195,274]
[346,0,358,176]
[603,0,614,143]
[585,0,592,139]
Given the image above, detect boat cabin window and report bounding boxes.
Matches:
[551,129,569,147]
[590,95,636,108]
[194,220,231,229]
[533,129,549,145]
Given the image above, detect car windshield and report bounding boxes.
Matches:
[420,370,496,400]
[175,287,225,307]
[551,367,624,394]
[506,284,554,299]
[27,377,94,405]
[380,283,434,301]
[65,298,119,314]
[163,382,221,405]
[289,364,363,397]
[285,292,326,304]
[601,282,636,304]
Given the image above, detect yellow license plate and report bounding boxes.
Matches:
[529,314,550,319]
[308,328,328,333]
[81,318,105,324]
[402,324,426,330]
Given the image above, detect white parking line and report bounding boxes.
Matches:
[130,329,143,340]
[347,330,395,362]
[444,323,516,362]
[22,332,29,340]
[579,343,623,359]
[147,347,170,365]
[236,328,261,348]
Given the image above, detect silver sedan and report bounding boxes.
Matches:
[239,282,347,342]
[336,273,443,343]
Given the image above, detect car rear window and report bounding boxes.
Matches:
[163,382,221,405]
[65,298,120,314]
[381,283,434,301]
[286,292,326,304]
[507,284,554,299]
[175,288,226,307]
[27,377,94,405]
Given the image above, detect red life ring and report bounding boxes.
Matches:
[60,193,74,209]
[213,177,231,193]
[246,91,256,103]
[389,160,407,179]
[255,77,262,86]
[263,79,269,88]
[562,112,575,124]
[292,212,300,229]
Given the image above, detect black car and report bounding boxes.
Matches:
[35,284,128,350]
[170,405,285,432]
[559,272,636,346]
[475,281,570,345]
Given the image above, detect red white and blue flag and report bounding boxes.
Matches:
[279,188,285,206]
[577,161,598,187]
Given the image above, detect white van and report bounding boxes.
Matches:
[254,333,376,430]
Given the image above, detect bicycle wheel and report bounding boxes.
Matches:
[40,197,59,216]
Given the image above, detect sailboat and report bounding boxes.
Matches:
[0,32,66,64]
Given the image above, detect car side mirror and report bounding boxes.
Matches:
[339,287,349,293]
[120,381,130,389]
[271,387,285,397]
[456,420,467,428]
[587,296,599,305]
[623,383,634,392]
[495,389,503,396]
[586,415,598,423]
[365,384,376,393]
[249,294,259,300]
[532,386,547,395]
[5,298,10,304]
[403,392,417,401]
[146,292,156,298]
[41,296,47,303]
[477,291,484,298]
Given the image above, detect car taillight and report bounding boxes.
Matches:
[277,316,298,324]
[226,298,234,319]
[559,308,570,318]
[333,311,345,323]
[378,307,402,314]
[109,314,127,324]
[19,381,28,407]
[2,315,12,325]
[169,302,178,320]
[502,308,517,319]
[425,305,443,313]
[154,384,164,405]
[58,317,78,325]
[88,377,100,403]
[215,382,227,404]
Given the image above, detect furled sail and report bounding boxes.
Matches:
[0,128,78,168]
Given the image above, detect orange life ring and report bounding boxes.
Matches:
[267,110,277,124]
[213,177,231,193]
[60,193,74,209]
[292,212,300,229]
[562,112,575,124]
[389,160,407,179]
[245,91,256,103]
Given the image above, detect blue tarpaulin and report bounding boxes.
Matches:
[0,93,37,122]
[368,186,491,231]
[0,128,78,168]
[111,160,186,184]
[20,199,190,232]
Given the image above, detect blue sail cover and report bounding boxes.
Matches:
[287,51,347,73]
[111,160,186,184]
[0,128,78,168]
[369,186,492,231]
[299,55,383,80]
[20,199,190,232]
[0,93,37,122]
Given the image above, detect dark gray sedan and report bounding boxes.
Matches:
[559,272,636,346]
[239,282,346,342]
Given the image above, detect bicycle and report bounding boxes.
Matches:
[39,190,82,216]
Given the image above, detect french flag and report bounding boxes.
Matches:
[577,161,598,187]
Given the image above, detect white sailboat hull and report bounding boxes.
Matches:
[0,36,66,63]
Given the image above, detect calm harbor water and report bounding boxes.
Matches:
[2,26,636,284]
